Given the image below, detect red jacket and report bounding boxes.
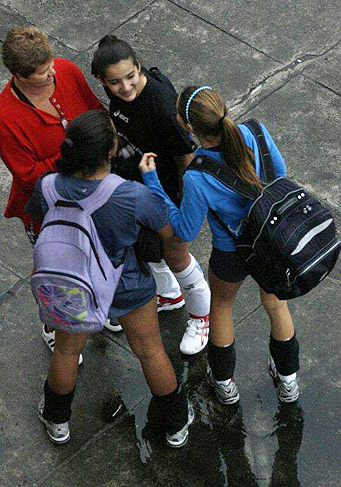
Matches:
[0,58,104,227]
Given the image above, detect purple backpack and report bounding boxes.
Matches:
[31,173,125,333]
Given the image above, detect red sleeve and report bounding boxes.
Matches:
[0,126,59,193]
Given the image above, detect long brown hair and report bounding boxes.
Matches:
[178,86,264,189]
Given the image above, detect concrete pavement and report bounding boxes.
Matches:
[0,1,340,486]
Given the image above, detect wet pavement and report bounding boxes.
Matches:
[0,1,340,486]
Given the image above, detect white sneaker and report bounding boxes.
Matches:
[104,319,123,332]
[268,356,299,403]
[179,315,209,355]
[38,395,70,445]
[42,326,83,366]
[206,367,240,405]
[166,404,195,448]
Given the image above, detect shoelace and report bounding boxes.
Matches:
[185,318,208,337]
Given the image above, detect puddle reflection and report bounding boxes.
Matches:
[106,352,304,486]
[269,403,304,487]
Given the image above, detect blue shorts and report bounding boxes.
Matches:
[209,247,248,283]
[108,248,156,320]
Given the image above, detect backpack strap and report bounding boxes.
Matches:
[241,119,276,182]
[41,173,125,214]
[41,173,60,209]
[187,155,259,200]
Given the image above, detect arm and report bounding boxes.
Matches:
[0,127,59,193]
[139,154,208,242]
[25,178,48,223]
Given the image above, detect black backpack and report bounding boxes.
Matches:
[187,119,340,300]
[148,66,177,96]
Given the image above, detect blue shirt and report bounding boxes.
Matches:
[142,122,286,251]
[26,174,169,317]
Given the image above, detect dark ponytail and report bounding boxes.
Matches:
[56,110,117,177]
[91,35,138,80]
[178,86,264,189]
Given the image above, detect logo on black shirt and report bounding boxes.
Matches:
[113,110,129,124]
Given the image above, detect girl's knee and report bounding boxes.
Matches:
[261,293,287,315]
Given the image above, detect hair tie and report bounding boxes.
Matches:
[219,109,227,125]
[65,138,74,149]
[185,85,212,124]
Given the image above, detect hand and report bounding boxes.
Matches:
[139,152,157,173]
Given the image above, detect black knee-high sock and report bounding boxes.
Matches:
[43,380,75,423]
[208,340,236,381]
[153,384,188,435]
[269,334,300,376]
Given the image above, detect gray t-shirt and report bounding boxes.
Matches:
[26,173,169,318]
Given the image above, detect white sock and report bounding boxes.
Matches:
[174,254,211,317]
[278,372,297,383]
[148,259,181,298]
[216,378,232,385]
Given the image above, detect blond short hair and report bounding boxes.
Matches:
[2,25,53,78]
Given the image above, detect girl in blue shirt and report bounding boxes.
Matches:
[139,85,300,405]
[28,110,193,448]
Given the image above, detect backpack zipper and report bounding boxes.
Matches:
[297,240,339,277]
[42,220,107,280]
[277,192,303,215]
[35,270,98,308]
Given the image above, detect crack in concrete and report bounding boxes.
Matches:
[76,0,158,54]
[230,41,340,118]
[300,72,341,97]
[235,304,263,330]
[0,277,27,305]
[166,0,284,64]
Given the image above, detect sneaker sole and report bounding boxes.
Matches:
[167,433,189,449]
[38,411,70,445]
[157,300,185,313]
[179,341,208,356]
[104,320,123,332]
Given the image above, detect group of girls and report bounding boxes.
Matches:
[0,25,300,448]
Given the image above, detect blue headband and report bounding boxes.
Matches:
[185,85,212,124]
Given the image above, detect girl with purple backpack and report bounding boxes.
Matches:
[26,110,193,448]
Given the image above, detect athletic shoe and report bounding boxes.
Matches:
[38,395,70,445]
[206,366,240,405]
[42,326,83,366]
[157,294,185,312]
[166,404,195,448]
[179,315,209,355]
[268,356,300,403]
[104,319,123,332]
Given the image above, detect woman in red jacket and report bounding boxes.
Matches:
[0,25,104,361]
[0,25,104,242]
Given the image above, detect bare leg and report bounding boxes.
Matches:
[163,238,190,273]
[119,297,177,396]
[259,288,294,340]
[208,268,243,346]
[48,331,88,394]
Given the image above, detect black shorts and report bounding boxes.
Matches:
[209,247,248,282]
